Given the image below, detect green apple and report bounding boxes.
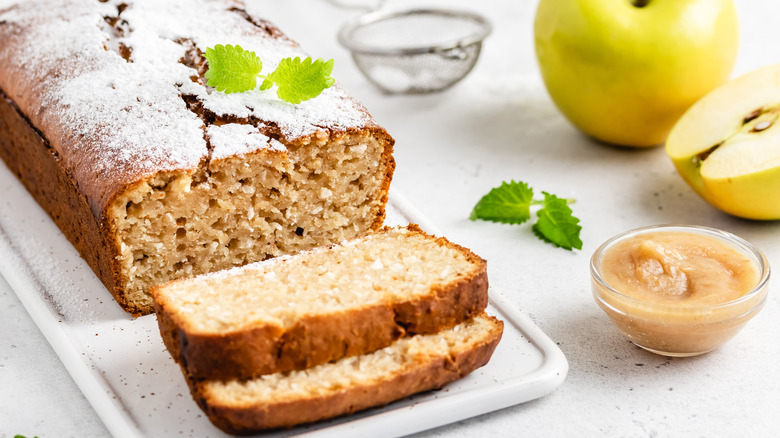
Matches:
[534,0,739,147]
[666,64,780,220]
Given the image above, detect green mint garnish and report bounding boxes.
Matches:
[203,44,335,103]
[262,57,335,104]
[470,180,582,250]
[531,192,583,250]
[203,44,262,94]
[469,180,534,224]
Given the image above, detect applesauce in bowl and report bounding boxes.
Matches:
[591,225,769,357]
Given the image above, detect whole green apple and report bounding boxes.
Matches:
[534,0,739,147]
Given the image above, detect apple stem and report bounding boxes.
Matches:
[631,0,651,7]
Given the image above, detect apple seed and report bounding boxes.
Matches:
[752,120,773,132]
[743,108,763,124]
[694,143,721,165]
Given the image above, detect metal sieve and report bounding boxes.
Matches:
[337,8,492,94]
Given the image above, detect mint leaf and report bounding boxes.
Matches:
[532,192,582,250]
[203,46,334,103]
[203,44,262,94]
[266,57,335,104]
[259,78,274,91]
[470,181,581,250]
[469,180,534,224]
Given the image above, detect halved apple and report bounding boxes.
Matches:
[666,64,780,220]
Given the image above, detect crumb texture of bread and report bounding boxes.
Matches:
[0,0,394,314]
[153,225,489,380]
[113,125,391,312]
[190,314,503,434]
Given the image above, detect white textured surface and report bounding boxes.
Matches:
[2,0,780,438]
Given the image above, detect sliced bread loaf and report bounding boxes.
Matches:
[187,313,503,434]
[152,225,489,380]
[0,0,394,316]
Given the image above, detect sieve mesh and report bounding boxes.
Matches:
[338,9,491,94]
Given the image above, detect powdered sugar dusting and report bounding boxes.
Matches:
[0,0,377,213]
[52,62,207,175]
[206,124,286,160]
[196,83,374,140]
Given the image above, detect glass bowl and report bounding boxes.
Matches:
[591,225,770,357]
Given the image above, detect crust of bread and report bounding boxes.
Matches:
[0,86,134,312]
[188,316,503,434]
[152,225,489,380]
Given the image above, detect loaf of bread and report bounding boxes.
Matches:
[152,225,489,380]
[186,313,503,434]
[0,0,394,315]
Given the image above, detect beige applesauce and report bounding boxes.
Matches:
[593,229,767,356]
[599,231,758,306]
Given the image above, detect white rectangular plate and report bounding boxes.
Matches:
[0,160,567,438]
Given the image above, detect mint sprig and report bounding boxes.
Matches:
[203,44,262,94]
[470,180,582,250]
[203,44,335,103]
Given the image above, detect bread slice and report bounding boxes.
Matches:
[152,225,489,380]
[187,313,503,434]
